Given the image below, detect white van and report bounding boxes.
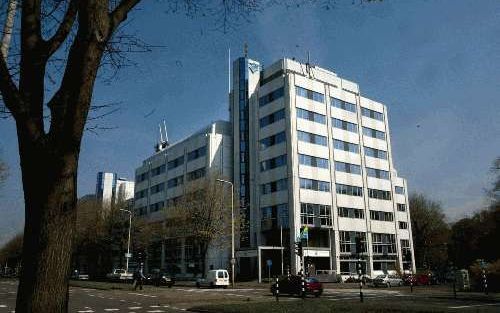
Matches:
[196,269,229,288]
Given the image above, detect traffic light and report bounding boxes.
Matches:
[294,241,303,257]
[355,236,363,255]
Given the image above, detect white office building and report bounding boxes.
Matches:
[133,121,233,275]
[230,56,415,279]
[96,172,135,209]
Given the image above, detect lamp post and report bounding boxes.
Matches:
[120,208,132,273]
[216,178,235,288]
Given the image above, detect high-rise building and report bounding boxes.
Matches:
[230,56,415,279]
[96,172,135,208]
[133,121,233,274]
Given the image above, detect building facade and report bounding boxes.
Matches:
[230,56,415,279]
[133,121,233,275]
[96,172,135,209]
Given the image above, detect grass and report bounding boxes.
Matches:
[69,279,133,290]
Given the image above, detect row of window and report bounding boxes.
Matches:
[363,126,386,140]
[299,154,329,169]
[150,182,165,194]
[260,108,285,128]
[370,210,394,222]
[298,131,327,146]
[333,118,358,133]
[151,164,166,176]
[366,167,390,180]
[187,167,206,181]
[261,203,289,229]
[150,201,164,213]
[167,175,184,188]
[339,232,400,255]
[361,107,384,122]
[300,203,332,226]
[260,131,286,150]
[260,154,287,172]
[296,86,324,103]
[338,207,365,219]
[168,155,184,170]
[336,183,363,197]
[300,178,330,192]
[259,87,285,107]
[187,146,207,162]
[368,188,392,200]
[297,108,326,124]
[335,161,361,175]
[261,178,288,195]
[331,98,356,113]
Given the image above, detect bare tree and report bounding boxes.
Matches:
[0,0,16,59]
[163,175,235,277]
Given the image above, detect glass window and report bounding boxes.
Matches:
[260,131,286,150]
[260,109,285,128]
[331,97,356,113]
[259,87,285,107]
[299,154,329,169]
[370,210,394,221]
[366,167,390,180]
[296,86,324,103]
[332,118,358,133]
[399,221,408,229]
[298,131,327,146]
[338,207,364,219]
[297,108,326,124]
[397,203,406,212]
[300,178,330,192]
[261,178,288,195]
[368,188,392,200]
[335,161,361,175]
[333,139,359,154]
[187,168,206,181]
[395,186,405,195]
[187,146,207,162]
[335,184,363,197]
[361,107,384,121]
[167,175,184,189]
[260,154,287,172]
[364,146,387,160]
[150,182,165,194]
[363,127,386,140]
[372,233,396,255]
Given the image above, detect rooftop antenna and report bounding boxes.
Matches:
[244,42,248,58]
[163,120,169,147]
[306,51,312,76]
[228,47,231,94]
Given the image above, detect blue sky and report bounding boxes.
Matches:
[1,0,499,244]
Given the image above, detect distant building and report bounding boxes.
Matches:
[134,121,233,275]
[96,172,135,208]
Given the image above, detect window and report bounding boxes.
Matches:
[335,161,361,175]
[151,164,166,177]
[259,87,284,107]
[187,146,207,162]
[364,147,387,160]
[368,188,392,200]
[362,127,386,140]
[136,172,148,183]
[401,239,412,264]
[260,109,285,128]
[300,203,332,226]
[168,155,184,170]
[370,210,394,222]
[372,233,396,254]
[395,186,405,195]
[399,221,408,229]
[297,131,327,146]
[136,206,148,216]
[135,189,147,199]
[339,231,367,254]
[299,154,329,169]
[338,207,365,219]
[150,182,165,194]
[366,167,390,180]
[300,178,330,192]
[261,203,289,230]
[397,203,406,212]
[187,167,206,181]
[261,178,288,195]
[296,86,324,103]
[336,184,363,197]
[297,108,326,124]
[332,118,358,133]
[361,107,384,121]
[331,98,356,113]
[333,139,359,154]
[260,69,284,86]
[149,201,164,213]
[260,154,287,172]
[167,175,184,188]
[260,132,286,150]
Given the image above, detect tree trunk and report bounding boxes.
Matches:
[1,0,17,59]
[15,131,79,312]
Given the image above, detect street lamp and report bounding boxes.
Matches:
[120,208,132,273]
[216,178,235,288]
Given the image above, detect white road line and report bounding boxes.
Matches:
[150,305,161,308]
[128,307,142,310]
[448,303,500,309]
[104,309,119,311]
[77,310,94,313]
[146,310,165,313]
[128,292,157,298]
[0,305,7,308]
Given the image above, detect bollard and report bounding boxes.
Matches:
[410,275,413,293]
[275,277,279,302]
[483,269,488,295]
[301,274,305,299]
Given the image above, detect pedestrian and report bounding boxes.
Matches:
[133,268,145,291]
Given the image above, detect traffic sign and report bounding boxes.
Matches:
[125,253,132,258]
[266,259,272,267]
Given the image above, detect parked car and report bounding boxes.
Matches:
[196,269,229,288]
[270,275,323,297]
[106,269,133,281]
[148,270,175,287]
[71,270,89,280]
[373,274,403,287]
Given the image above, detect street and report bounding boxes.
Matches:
[1,279,500,312]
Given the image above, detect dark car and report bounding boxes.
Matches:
[149,270,175,287]
[270,275,323,297]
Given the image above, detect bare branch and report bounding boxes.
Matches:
[44,0,78,56]
[109,0,141,33]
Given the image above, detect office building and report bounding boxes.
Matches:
[230,56,415,279]
[96,172,135,209]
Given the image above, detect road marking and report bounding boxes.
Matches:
[0,305,7,308]
[128,307,142,310]
[150,305,161,308]
[104,309,119,311]
[128,292,157,298]
[448,303,500,309]
[77,310,94,313]
[146,310,165,313]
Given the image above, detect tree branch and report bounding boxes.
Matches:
[44,0,78,56]
[0,48,24,118]
[109,0,141,33]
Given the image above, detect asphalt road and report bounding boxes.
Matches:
[1,280,500,312]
